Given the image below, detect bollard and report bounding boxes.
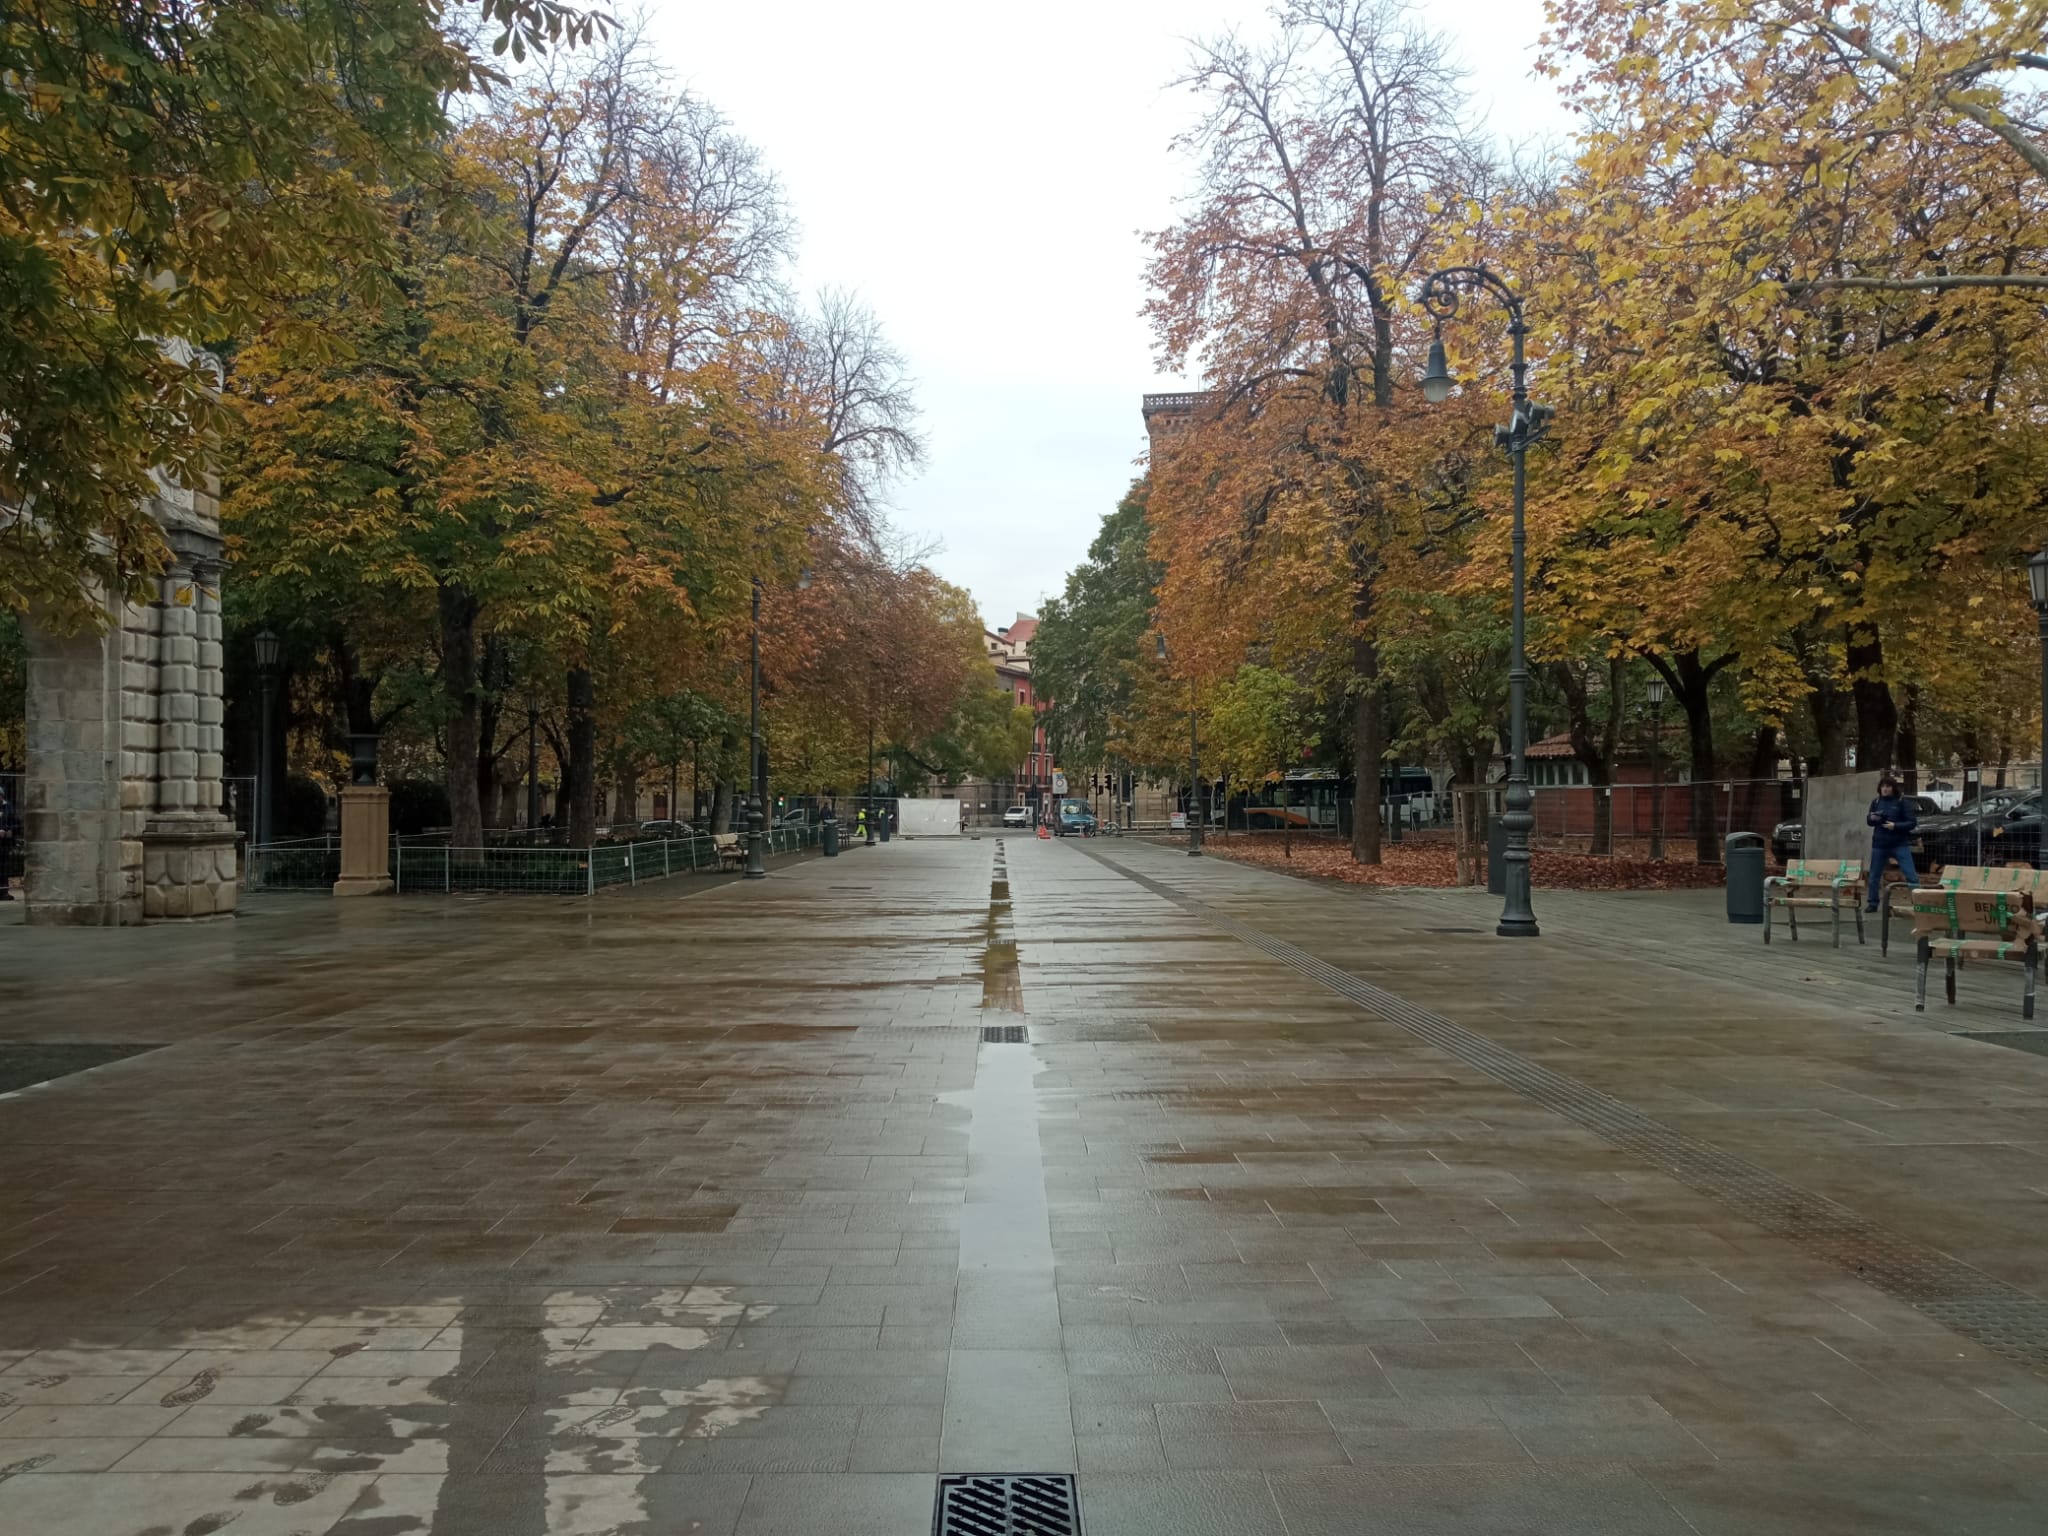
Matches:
[822,818,839,857]
[1725,831,1765,924]
[878,816,890,843]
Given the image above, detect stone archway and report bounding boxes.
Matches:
[21,475,239,925]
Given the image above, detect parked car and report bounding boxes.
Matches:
[1002,805,1033,827]
[1919,790,2040,869]
[623,819,696,842]
[1055,798,1097,836]
[1771,794,1939,866]
[1922,779,1964,812]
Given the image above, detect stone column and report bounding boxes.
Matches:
[139,539,240,921]
[21,610,126,925]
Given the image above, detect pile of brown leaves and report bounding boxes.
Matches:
[1175,834,1728,891]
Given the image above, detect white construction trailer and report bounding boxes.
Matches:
[895,797,965,837]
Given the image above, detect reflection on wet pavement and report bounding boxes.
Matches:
[1,835,2046,1533]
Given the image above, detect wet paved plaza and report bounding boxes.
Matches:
[2,835,2048,1534]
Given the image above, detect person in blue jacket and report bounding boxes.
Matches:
[1865,772,1919,911]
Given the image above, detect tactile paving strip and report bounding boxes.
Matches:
[1083,847,2048,1370]
[934,1473,1081,1536]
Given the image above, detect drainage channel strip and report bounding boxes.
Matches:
[1077,845,2048,1370]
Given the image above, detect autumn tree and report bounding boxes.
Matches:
[1033,487,1160,775]
[1,0,601,629]
[1519,0,2048,841]
[1146,0,1490,863]
[228,34,839,848]
[1209,662,1320,844]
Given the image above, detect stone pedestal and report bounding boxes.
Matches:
[141,815,241,920]
[334,786,392,897]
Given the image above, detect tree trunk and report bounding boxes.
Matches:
[1848,628,1897,773]
[1745,723,1779,844]
[1556,658,1621,855]
[1677,656,1720,864]
[712,779,733,833]
[476,640,505,827]
[438,583,484,849]
[1898,685,1920,793]
[1453,748,1484,885]
[1808,679,1851,775]
[1349,628,1383,864]
[1747,723,1779,781]
[567,666,597,847]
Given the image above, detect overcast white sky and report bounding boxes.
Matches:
[647,2,1577,632]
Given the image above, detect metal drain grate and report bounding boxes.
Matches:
[981,1024,1027,1044]
[934,1473,1081,1536]
[1078,845,2048,1370]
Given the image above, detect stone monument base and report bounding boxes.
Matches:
[141,815,240,921]
[334,785,393,897]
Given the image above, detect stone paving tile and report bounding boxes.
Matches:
[4,837,2048,1530]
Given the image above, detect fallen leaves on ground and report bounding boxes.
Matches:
[1176,834,1729,891]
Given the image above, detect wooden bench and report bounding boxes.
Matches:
[1762,858,1864,947]
[1882,864,2036,957]
[1908,870,2046,1019]
[711,832,746,871]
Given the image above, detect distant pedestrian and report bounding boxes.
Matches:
[0,784,15,900]
[1865,772,1920,912]
[857,806,869,842]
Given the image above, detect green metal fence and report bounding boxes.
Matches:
[244,825,826,897]
[246,835,342,891]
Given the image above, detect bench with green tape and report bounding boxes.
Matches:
[1909,871,2047,1019]
[1763,858,1864,948]
[1883,864,2036,956]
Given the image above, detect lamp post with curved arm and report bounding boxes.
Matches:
[1417,264,1552,938]
[746,574,767,878]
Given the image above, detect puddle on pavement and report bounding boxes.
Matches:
[0,1284,787,1536]
[978,841,1023,1013]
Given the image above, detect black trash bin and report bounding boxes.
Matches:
[822,817,839,858]
[878,810,891,844]
[1726,830,1765,924]
[1487,816,1508,897]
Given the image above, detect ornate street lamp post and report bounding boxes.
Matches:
[1646,676,1667,862]
[525,703,540,832]
[745,564,809,877]
[1157,635,1202,856]
[747,574,768,878]
[1418,264,1552,937]
[2029,547,2048,789]
[253,629,281,849]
